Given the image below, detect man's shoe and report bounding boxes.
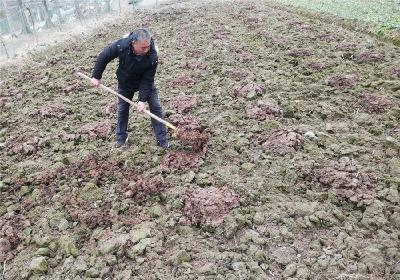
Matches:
[158,140,169,150]
[115,136,128,148]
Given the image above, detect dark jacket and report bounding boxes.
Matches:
[92,33,158,102]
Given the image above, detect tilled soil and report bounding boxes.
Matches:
[0,0,400,279]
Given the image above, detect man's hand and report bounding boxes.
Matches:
[91,78,101,87]
[137,101,146,112]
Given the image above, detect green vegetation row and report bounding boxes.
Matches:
[271,0,400,43]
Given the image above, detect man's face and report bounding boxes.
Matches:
[132,39,151,55]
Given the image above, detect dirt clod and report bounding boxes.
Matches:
[355,50,384,64]
[0,213,28,262]
[356,93,396,113]
[325,74,359,88]
[225,68,251,81]
[391,67,400,78]
[288,48,313,57]
[335,42,358,51]
[319,34,338,42]
[234,81,266,98]
[181,60,206,70]
[77,121,112,140]
[182,187,240,226]
[259,129,302,155]
[7,136,49,156]
[246,100,283,120]
[169,114,208,152]
[62,81,84,95]
[104,101,117,116]
[168,96,198,113]
[303,158,372,202]
[305,61,328,70]
[38,104,69,119]
[169,76,196,87]
[129,178,169,201]
[160,150,205,172]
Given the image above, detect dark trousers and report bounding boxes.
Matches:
[116,86,167,144]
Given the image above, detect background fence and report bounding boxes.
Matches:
[0,0,141,59]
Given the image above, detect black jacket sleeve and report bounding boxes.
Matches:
[138,62,158,102]
[92,41,119,80]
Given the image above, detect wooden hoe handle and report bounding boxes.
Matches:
[77,72,177,130]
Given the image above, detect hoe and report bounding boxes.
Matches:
[78,72,207,152]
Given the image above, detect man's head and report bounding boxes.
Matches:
[131,28,151,55]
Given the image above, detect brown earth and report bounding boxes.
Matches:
[167,95,198,114]
[245,100,283,121]
[1,0,400,279]
[182,186,240,226]
[259,129,302,156]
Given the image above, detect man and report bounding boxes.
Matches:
[91,28,168,149]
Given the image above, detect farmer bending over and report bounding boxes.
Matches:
[91,28,168,149]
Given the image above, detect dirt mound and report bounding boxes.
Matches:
[182,186,240,226]
[233,48,255,63]
[0,213,28,262]
[234,81,266,98]
[185,48,203,58]
[319,34,338,42]
[169,76,196,87]
[103,101,117,116]
[288,48,313,57]
[245,100,283,120]
[224,68,252,81]
[39,154,168,229]
[288,21,315,32]
[66,200,112,230]
[58,132,81,143]
[40,154,136,188]
[391,67,400,78]
[356,93,396,113]
[76,121,112,140]
[355,50,384,64]
[121,177,169,201]
[237,53,254,63]
[37,104,69,119]
[62,80,84,95]
[335,42,358,51]
[259,129,302,156]
[303,158,372,202]
[169,114,204,130]
[168,96,198,113]
[325,74,359,88]
[394,124,400,134]
[176,128,208,152]
[160,150,205,172]
[243,16,263,28]
[47,57,63,66]
[181,60,206,70]
[212,26,228,40]
[0,87,24,108]
[6,136,49,157]
[169,114,209,152]
[305,61,328,70]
